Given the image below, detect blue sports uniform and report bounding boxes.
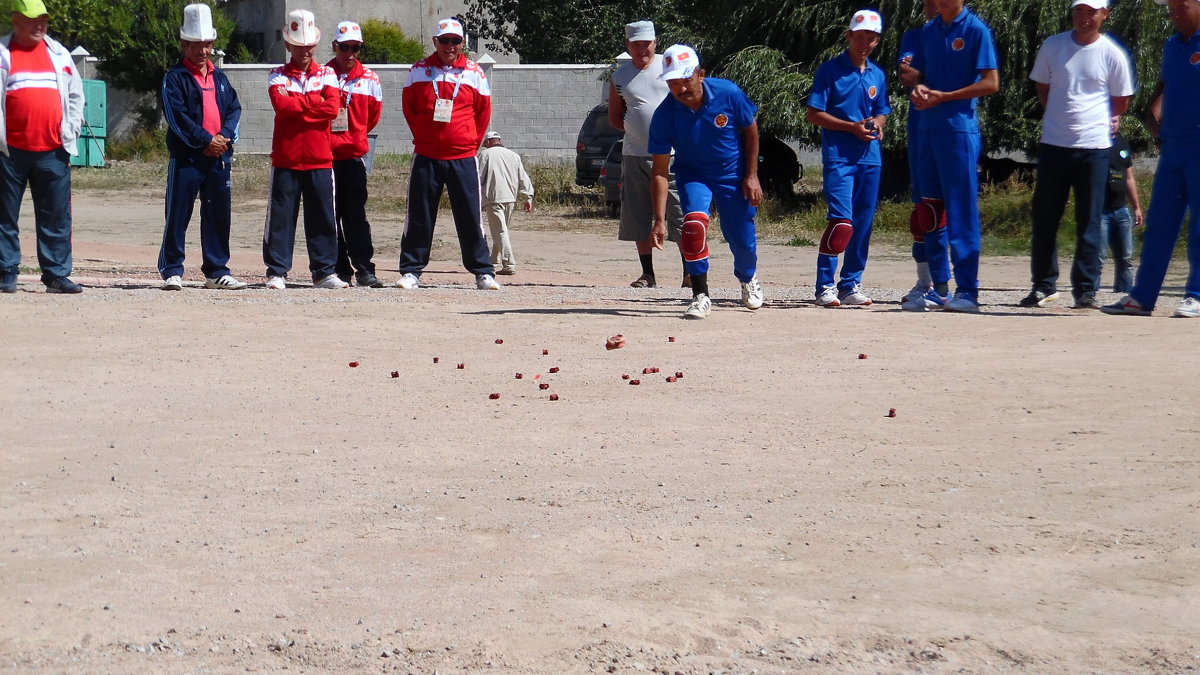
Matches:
[900,26,949,281]
[911,7,998,301]
[808,51,891,293]
[1127,32,1200,309]
[647,77,758,283]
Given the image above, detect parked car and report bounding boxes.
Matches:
[575,104,623,187]
[598,140,623,218]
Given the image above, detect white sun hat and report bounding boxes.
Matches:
[283,9,321,47]
[180,3,217,42]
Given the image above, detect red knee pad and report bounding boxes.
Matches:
[819,219,853,255]
[681,211,710,262]
[912,198,947,235]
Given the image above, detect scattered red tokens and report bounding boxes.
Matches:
[457,363,465,369]
[495,339,504,344]
[543,349,549,355]
[887,408,897,418]
[433,357,439,363]
[515,373,523,379]
[348,361,359,367]
[622,374,631,380]
[549,394,559,401]
[391,371,400,378]
[668,336,676,343]
[539,383,550,390]
[666,376,677,383]
[629,379,641,385]
[858,353,868,360]
[606,334,626,350]
[675,371,684,378]
[489,393,501,400]
[549,367,560,373]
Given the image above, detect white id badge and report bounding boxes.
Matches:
[433,98,454,123]
[331,107,349,133]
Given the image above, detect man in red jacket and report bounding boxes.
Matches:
[262,9,345,289]
[395,17,498,290]
[327,20,384,288]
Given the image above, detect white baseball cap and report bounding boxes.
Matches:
[334,21,363,43]
[434,18,464,38]
[180,3,217,42]
[659,44,700,81]
[282,9,320,47]
[484,131,501,140]
[849,9,883,33]
[1072,0,1109,8]
[625,21,655,42]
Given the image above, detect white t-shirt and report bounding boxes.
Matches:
[1030,31,1134,149]
[612,55,669,157]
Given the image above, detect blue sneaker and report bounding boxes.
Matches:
[944,291,980,313]
[1,271,16,294]
[901,289,947,312]
[45,277,82,294]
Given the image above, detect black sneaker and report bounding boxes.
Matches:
[1018,289,1059,307]
[45,277,82,294]
[1073,295,1099,309]
[355,272,384,288]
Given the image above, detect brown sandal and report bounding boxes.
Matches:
[630,275,656,288]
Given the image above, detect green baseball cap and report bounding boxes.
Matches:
[11,0,49,18]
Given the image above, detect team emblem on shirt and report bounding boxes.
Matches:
[868,86,878,98]
[1191,51,1200,66]
[952,38,965,51]
[714,113,729,128]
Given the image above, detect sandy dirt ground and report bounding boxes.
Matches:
[2,188,1199,674]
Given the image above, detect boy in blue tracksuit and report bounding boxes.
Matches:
[1102,0,1200,318]
[159,4,245,290]
[648,44,764,320]
[900,0,999,313]
[806,9,891,307]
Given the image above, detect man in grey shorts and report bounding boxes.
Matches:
[609,20,686,288]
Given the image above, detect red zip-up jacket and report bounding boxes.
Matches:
[402,53,491,160]
[267,60,341,169]
[325,59,383,161]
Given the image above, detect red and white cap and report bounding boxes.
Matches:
[1072,0,1109,8]
[850,9,883,33]
[335,21,363,43]
[283,9,320,47]
[434,18,464,38]
[659,44,700,81]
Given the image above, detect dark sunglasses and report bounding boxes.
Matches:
[436,36,463,45]
[336,43,361,53]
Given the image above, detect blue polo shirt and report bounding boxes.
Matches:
[1160,32,1200,141]
[808,51,891,166]
[899,27,923,133]
[648,77,758,183]
[911,7,998,133]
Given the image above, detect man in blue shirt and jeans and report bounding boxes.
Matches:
[648,44,764,320]
[806,9,891,308]
[1102,0,1200,318]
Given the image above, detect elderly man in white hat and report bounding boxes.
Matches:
[159,3,246,291]
[609,20,687,290]
[1023,0,1134,311]
[0,0,84,294]
[477,129,533,275]
[395,17,499,291]
[325,20,385,288]
[262,9,346,289]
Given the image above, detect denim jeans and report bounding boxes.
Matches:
[0,147,74,282]
[1029,144,1108,299]
[1099,206,1134,293]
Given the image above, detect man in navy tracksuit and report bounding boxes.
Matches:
[159,3,245,291]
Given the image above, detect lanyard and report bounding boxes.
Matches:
[426,63,464,103]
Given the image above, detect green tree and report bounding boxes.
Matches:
[360,18,425,65]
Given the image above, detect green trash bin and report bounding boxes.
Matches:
[71,79,107,168]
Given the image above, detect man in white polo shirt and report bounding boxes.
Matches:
[1022,0,1133,309]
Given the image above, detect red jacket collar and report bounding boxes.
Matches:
[421,52,468,69]
[281,59,323,78]
[325,58,364,80]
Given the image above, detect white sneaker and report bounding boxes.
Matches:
[205,274,248,290]
[394,273,420,289]
[902,281,931,302]
[684,293,712,319]
[816,287,841,307]
[162,275,183,291]
[314,274,349,289]
[476,274,501,290]
[741,277,764,310]
[839,285,873,306]
[265,276,286,290]
[943,292,981,314]
[1173,296,1200,318]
